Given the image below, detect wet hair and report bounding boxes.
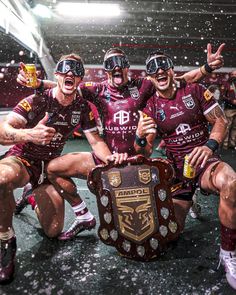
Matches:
[58,53,83,63]
[145,50,173,66]
[104,47,127,61]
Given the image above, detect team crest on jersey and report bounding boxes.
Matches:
[182,94,195,109]
[104,90,111,102]
[156,109,166,122]
[19,99,31,112]
[129,87,140,100]
[71,112,81,126]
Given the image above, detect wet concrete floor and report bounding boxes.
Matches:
[0,139,236,295]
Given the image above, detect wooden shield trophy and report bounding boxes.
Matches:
[87,155,180,261]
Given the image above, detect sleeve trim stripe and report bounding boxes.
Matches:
[83,127,98,133]
[203,102,219,116]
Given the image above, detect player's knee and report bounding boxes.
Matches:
[46,161,58,178]
[0,168,14,191]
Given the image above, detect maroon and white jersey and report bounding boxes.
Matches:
[7,88,97,161]
[143,82,219,167]
[79,78,155,155]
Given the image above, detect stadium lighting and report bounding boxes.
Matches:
[32,4,52,18]
[56,2,121,18]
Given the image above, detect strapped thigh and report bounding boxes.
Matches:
[208,161,222,194]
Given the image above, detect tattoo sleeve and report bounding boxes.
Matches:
[205,105,228,143]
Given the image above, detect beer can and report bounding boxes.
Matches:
[183,154,196,178]
[23,64,37,88]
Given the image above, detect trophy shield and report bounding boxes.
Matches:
[87,155,180,261]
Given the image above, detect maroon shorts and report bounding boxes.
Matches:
[171,155,221,201]
[6,146,52,189]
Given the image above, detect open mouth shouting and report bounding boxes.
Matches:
[63,76,75,91]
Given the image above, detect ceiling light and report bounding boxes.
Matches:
[56,2,121,18]
[32,4,52,18]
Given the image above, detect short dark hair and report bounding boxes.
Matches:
[104,48,127,61]
[145,51,172,65]
[58,53,83,63]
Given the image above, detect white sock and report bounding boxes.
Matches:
[73,201,93,221]
[0,227,15,240]
[76,211,94,221]
[220,247,236,257]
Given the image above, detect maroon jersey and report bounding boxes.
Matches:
[79,78,155,155]
[7,88,97,161]
[143,82,219,170]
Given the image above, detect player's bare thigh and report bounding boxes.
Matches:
[200,161,236,194]
[47,152,96,179]
[0,156,30,188]
[33,184,65,238]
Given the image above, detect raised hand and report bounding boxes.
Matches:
[16,62,41,88]
[207,43,225,70]
[136,111,156,138]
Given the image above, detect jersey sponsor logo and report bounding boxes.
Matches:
[84,82,94,87]
[168,130,205,144]
[58,113,67,121]
[176,123,191,135]
[114,110,130,125]
[156,109,166,122]
[170,111,184,119]
[204,89,213,101]
[19,99,31,112]
[105,125,137,133]
[182,94,195,109]
[52,132,63,141]
[129,86,140,100]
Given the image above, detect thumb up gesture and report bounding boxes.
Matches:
[27,112,56,145]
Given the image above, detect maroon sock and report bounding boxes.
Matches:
[221,223,236,251]
[28,195,36,210]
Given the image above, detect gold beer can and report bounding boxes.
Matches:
[183,154,196,178]
[24,64,37,88]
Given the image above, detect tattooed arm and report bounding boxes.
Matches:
[0,112,56,146]
[188,105,228,168]
[205,104,228,144]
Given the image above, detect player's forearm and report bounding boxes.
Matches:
[209,117,228,144]
[182,64,213,83]
[0,122,29,145]
[92,141,112,163]
[206,105,228,144]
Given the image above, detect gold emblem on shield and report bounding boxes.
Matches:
[138,168,151,184]
[108,171,121,187]
[113,187,157,243]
